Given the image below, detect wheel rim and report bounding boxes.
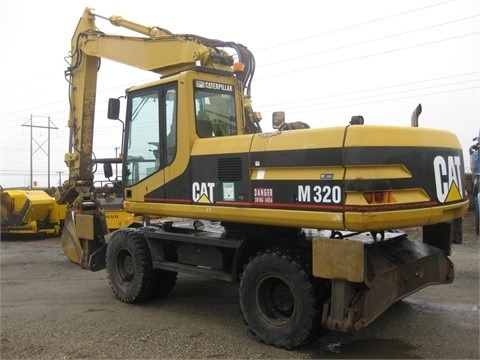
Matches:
[256,275,294,326]
[116,249,134,283]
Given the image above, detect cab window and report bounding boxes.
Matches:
[194,90,236,137]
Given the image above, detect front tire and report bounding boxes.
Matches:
[106,228,157,303]
[239,248,324,349]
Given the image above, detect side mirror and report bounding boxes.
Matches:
[103,163,113,179]
[350,116,364,125]
[107,98,120,120]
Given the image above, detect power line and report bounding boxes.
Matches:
[284,85,480,115]
[262,71,480,108]
[254,1,452,52]
[1,72,478,154]
[0,5,476,127]
[0,5,477,140]
[260,15,480,67]
[0,170,65,175]
[257,31,480,81]
[0,74,158,119]
[2,59,478,130]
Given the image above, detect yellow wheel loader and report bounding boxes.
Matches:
[57,8,469,349]
[1,188,66,237]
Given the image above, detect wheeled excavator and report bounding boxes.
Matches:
[58,8,469,349]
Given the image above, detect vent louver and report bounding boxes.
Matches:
[218,157,242,181]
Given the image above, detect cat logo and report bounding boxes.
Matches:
[433,155,463,203]
[192,182,215,203]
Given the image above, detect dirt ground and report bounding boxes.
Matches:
[1,210,478,359]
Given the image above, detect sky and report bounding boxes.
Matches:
[0,0,479,189]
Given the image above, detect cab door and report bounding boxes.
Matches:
[123,83,178,202]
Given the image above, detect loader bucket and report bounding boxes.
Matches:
[60,208,108,271]
[60,210,83,265]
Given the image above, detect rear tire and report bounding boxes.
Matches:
[239,248,324,349]
[106,228,157,303]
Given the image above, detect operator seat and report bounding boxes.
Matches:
[197,120,213,138]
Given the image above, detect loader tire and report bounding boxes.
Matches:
[239,248,324,349]
[106,228,157,303]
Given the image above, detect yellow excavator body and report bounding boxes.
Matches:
[54,8,469,349]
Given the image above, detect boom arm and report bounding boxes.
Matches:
[59,8,258,268]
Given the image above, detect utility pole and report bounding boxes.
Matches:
[57,171,64,186]
[22,115,58,188]
[114,146,119,178]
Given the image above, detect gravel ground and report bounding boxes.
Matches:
[1,210,478,359]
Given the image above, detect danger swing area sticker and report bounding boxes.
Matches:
[254,188,273,203]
